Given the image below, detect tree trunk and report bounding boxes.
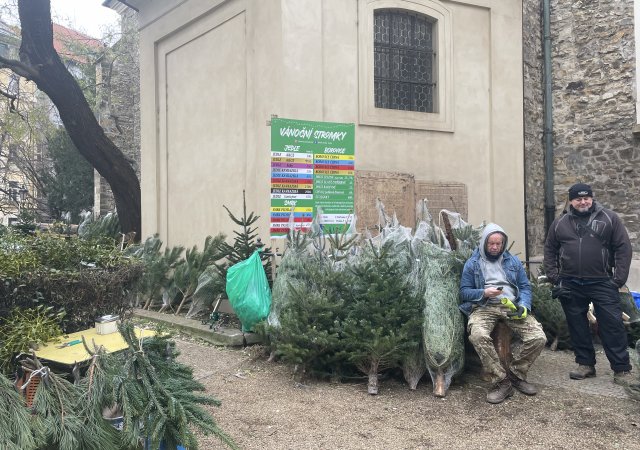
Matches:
[432,368,446,398]
[15,0,141,238]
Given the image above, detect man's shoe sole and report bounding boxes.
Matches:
[569,371,596,380]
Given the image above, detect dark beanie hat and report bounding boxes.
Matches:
[568,183,593,200]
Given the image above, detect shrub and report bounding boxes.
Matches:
[0,230,143,333]
[0,305,64,373]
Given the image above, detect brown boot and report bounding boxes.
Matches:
[569,364,596,380]
[613,370,634,387]
[486,377,513,404]
[509,375,538,395]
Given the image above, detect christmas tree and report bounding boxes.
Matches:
[342,240,422,394]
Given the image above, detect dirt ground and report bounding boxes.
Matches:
[174,339,640,450]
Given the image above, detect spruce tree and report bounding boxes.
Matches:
[341,241,422,394]
[269,262,350,379]
[113,323,238,450]
[217,191,272,285]
[530,277,570,350]
[171,234,227,315]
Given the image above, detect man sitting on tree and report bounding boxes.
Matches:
[459,223,547,404]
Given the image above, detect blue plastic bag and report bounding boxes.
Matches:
[226,250,272,332]
[632,292,640,309]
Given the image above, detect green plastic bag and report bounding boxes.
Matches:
[226,250,272,332]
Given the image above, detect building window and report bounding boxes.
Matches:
[373,9,435,113]
[358,0,453,132]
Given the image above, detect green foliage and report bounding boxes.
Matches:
[39,128,94,223]
[0,230,143,333]
[126,234,184,309]
[269,262,350,378]
[217,191,272,285]
[78,212,122,242]
[0,372,37,449]
[26,357,120,450]
[171,234,227,314]
[114,323,238,449]
[0,306,64,374]
[342,241,423,375]
[530,277,570,350]
[187,266,225,318]
[415,242,465,386]
[0,231,39,276]
[3,324,237,450]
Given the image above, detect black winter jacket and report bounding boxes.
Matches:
[543,202,632,287]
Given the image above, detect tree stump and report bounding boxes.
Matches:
[491,321,513,371]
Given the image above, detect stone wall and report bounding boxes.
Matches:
[96,6,140,217]
[522,0,545,259]
[523,0,640,258]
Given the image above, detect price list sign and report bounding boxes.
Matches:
[270,118,355,237]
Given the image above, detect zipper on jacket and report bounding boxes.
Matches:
[578,236,582,278]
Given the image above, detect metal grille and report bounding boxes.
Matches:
[374,9,435,113]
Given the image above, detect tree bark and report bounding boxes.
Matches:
[2,0,141,237]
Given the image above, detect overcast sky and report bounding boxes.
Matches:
[51,0,120,38]
[0,0,120,39]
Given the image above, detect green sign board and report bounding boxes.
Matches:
[270,118,355,237]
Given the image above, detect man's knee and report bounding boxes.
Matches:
[469,326,493,348]
[524,328,547,350]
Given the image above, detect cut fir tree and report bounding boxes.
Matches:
[342,240,422,394]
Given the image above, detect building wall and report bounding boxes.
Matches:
[96,4,141,218]
[522,0,640,289]
[548,0,638,245]
[133,0,526,252]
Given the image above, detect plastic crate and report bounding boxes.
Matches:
[15,368,41,407]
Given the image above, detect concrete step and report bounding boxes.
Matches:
[132,308,262,347]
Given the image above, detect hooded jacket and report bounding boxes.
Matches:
[458,223,532,316]
[543,201,632,287]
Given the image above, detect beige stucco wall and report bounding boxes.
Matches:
[133,0,526,255]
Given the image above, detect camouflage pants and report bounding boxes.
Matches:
[468,304,547,384]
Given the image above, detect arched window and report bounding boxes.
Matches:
[374,9,435,113]
[358,0,453,131]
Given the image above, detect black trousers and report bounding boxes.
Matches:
[560,280,631,372]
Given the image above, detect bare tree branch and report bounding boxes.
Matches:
[0,54,39,79]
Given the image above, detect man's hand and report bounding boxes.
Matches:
[507,305,528,320]
[484,287,504,298]
[551,286,572,300]
[500,297,517,311]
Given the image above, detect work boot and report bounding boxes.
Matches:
[486,377,513,404]
[613,370,635,387]
[509,374,538,395]
[569,364,596,380]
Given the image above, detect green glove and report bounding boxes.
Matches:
[500,297,517,311]
[507,305,528,320]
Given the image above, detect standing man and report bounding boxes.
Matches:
[544,183,633,384]
[460,223,547,404]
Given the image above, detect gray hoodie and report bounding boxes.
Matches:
[478,223,516,301]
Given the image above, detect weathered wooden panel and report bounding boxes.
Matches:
[355,170,415,232]
[415,181,468,220]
